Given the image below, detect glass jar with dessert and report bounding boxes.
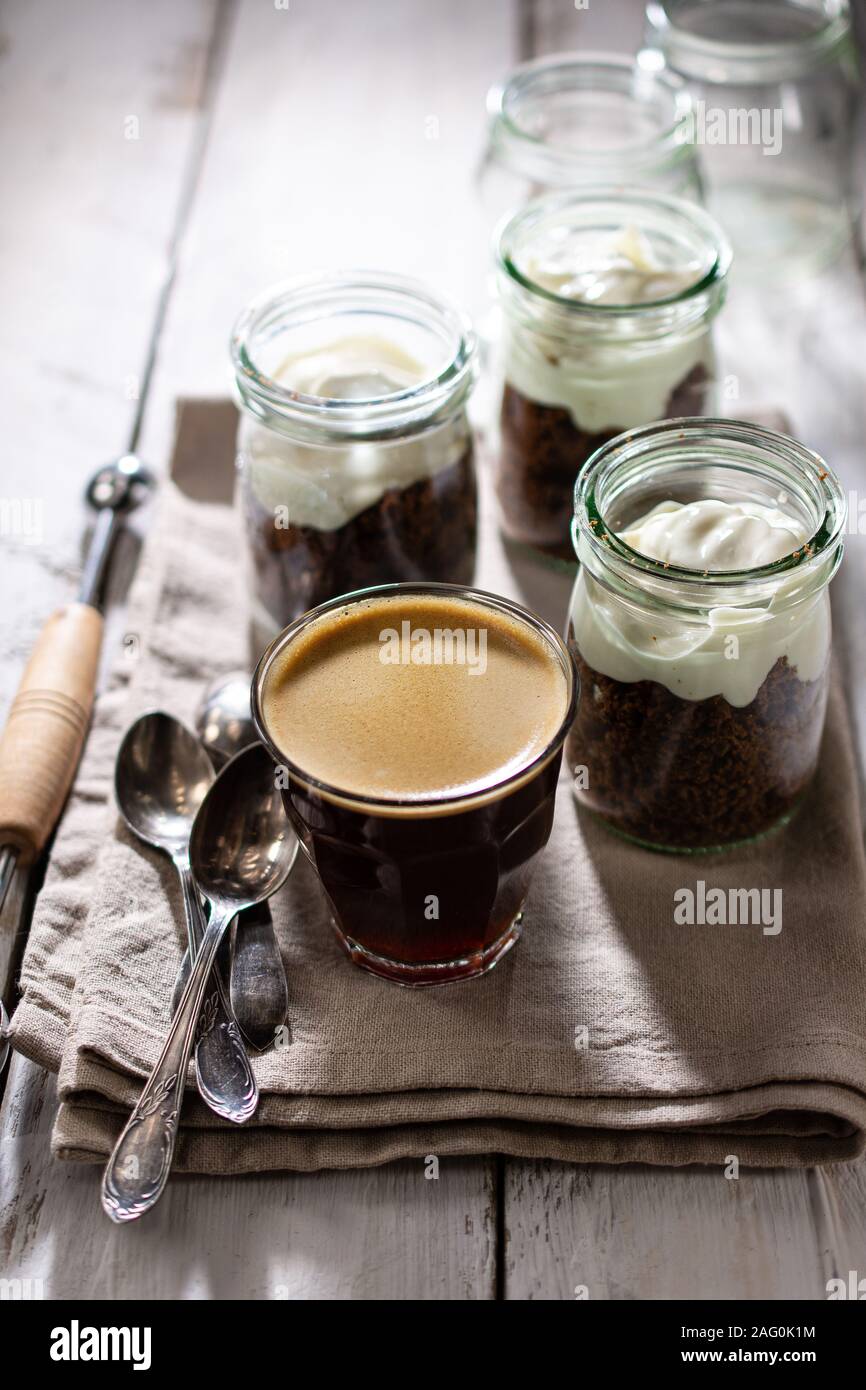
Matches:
[494,188,731,563]
[567,418,847,852]
[231,272,479,635]
[478,53,703,232]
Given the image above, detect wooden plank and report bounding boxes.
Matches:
[529,0,647,55]
[138,0,519,469]
[502,0,866,1301]
[0,0,221,1018]
[503,1161,850,1301]
[0,0,219,708]
[1,0,517,1299]
[821,1160,866,1291]
[0,1053,495,1300]
[134,0,517,1298]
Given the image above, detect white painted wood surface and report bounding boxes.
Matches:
[0,0,218,692]
[0,0,510,1301]
[1,0,864,1300]
[504,0,866,1304]
[1,1061,495,1299]
[503,1160,852,1302]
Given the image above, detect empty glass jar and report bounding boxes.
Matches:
[644,0,862,274]
[478,52,704,231]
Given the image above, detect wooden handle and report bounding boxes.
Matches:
[0,603,103,862]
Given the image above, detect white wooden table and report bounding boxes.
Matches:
[1,0,865,1300]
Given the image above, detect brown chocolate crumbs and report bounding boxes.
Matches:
[566,636,829,849]
[497,364,709,558]
[245,445,477,626]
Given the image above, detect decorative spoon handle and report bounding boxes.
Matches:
[101,902,237,1223]
[175,860,257,1121]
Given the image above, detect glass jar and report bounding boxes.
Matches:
[478,52,704,231]
[494,188,731,562]
[231,272,479,635]
[567,418,846,852]
[643,0,861,275]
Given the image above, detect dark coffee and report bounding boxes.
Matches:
[283,753,562,982]
[254,587,576,984]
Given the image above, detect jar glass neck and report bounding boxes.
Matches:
[489,53,696,182]
[573,418,846,617]
[496,189,731,343]
[232,273,477,443]
[498,268,726,343]
[645,0,853,85]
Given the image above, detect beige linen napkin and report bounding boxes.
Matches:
[9,401,866,1170]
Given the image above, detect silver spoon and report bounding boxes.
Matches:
[195,671,289,1052]
[114,712,257,1123]
[195,670,257,767]
[102,742,296,1223]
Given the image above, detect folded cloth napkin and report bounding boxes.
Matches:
[9,400,866,1170]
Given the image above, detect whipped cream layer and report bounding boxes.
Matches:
[275,334,425,399]
[504,225,711,432]
[241,334,469,531]
[570,499,830,705]
[519,225,703,307]
[621,498,807,569]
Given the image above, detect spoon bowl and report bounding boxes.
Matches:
[195,670,257,768]
[191,742,297,905]
[115,711,214,857]
[194,672,291,1052]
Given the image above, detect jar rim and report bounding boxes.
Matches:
[230,271,478,442]
[573,418,846,603]
[251,581,578,818]
[496,187,732,318]
[487,50,696,175]
[645,0,852,84]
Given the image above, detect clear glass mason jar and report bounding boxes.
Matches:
[478,52,704,232]
[566,418,847,852]
[494,188,731,562]
[643,0,862,275]
[231,272,479,635]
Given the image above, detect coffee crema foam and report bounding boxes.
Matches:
[261,594,569,806]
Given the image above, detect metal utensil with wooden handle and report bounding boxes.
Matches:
[0,454,153,915]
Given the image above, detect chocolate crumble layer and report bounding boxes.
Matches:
[498,364,709,561]
[246,446,477,627]
[567,640,829,850]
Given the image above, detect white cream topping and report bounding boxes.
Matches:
[621,498,808,569]
[518,225,703,307]
[240,335,469,531]
[502,225,712,432]
[570,499,830,705]
[274,334,425,399]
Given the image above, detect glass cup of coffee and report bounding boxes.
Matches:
[252,582,577,985]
